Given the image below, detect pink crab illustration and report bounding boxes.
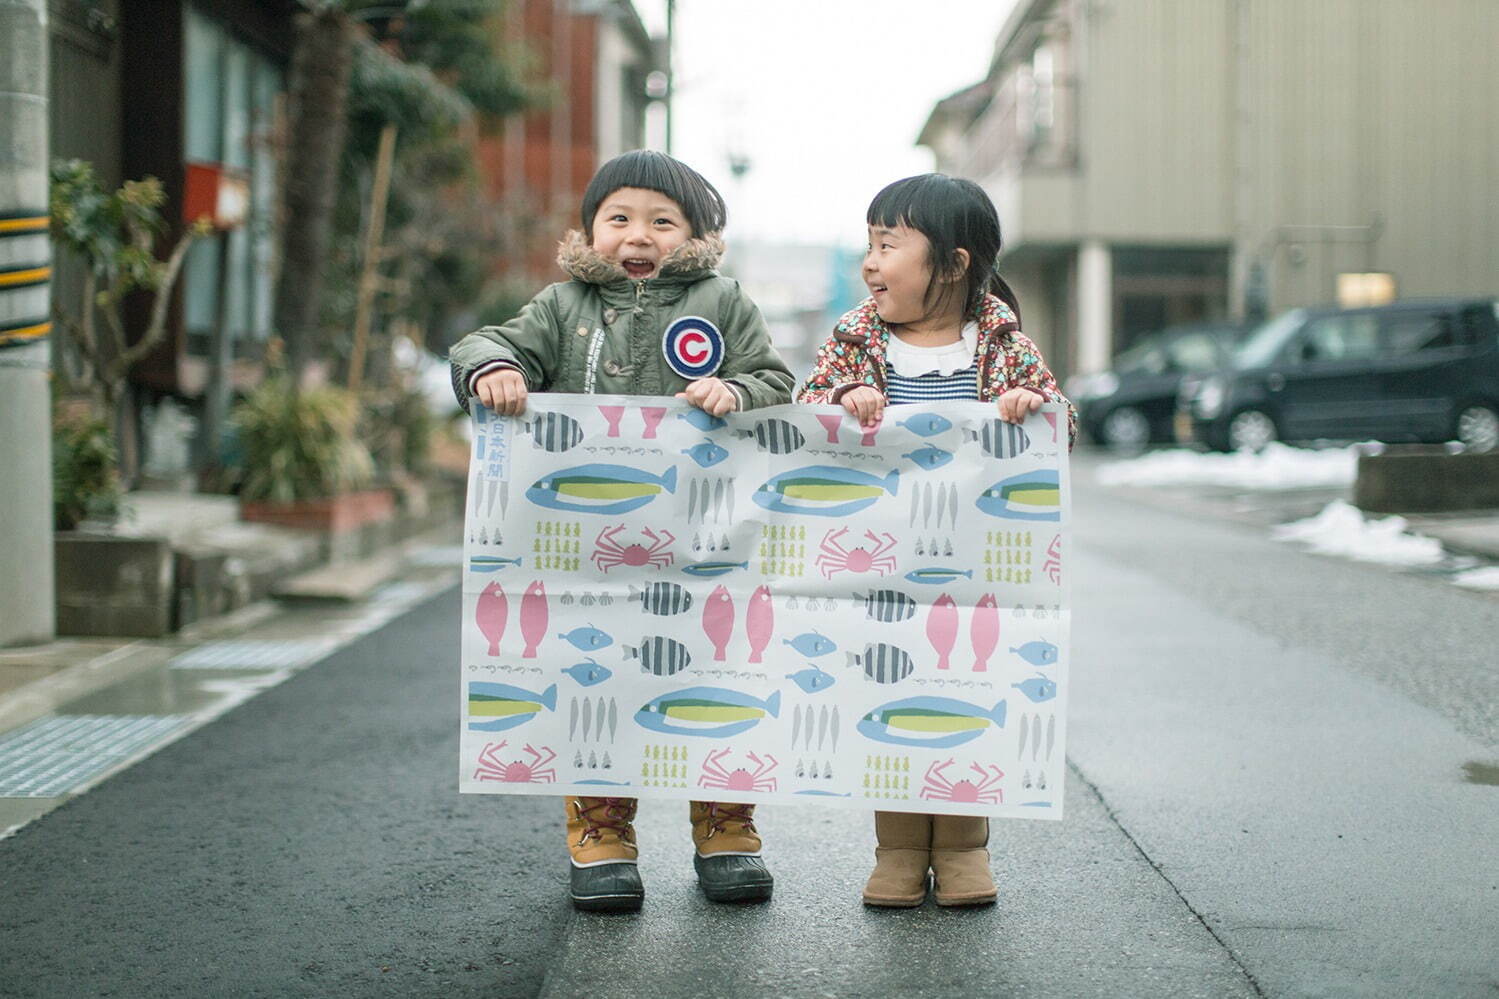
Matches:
[591,526,675,573]
[697,749,778,793]
[814,528,898,579]
[919,759,1004,804]
[473,742,557,783]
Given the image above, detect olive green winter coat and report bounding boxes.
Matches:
[449,232,794,412]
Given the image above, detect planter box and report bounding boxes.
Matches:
[1354,447,1499,513]
[240,488,396,534]
[55,534,174,638]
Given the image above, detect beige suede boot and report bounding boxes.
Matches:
[862,810,933,907]
[930,814,996,906]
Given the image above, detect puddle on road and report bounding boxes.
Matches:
[1460,761,1499,786]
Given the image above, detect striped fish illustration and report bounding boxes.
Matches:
[975,469,1061,522]
[856,588,917,623]
[848,642,915,684]
[524,411,584,452]
[903,567,973,585]
[734,418,806,454]
[623,636,693,676]
[634,686,781,738]
[526,463,677,516]
[466,682,557,732]
[858,695,1008,749]
[628,581,694,616]
[964,420,1030,459]
[754,465,900,518]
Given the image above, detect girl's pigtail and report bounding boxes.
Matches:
[991,271,1022,328]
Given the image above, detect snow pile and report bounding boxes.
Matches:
[1096,443,1357,490]
[1271,501,1444,567]
[1452,567,1499,590]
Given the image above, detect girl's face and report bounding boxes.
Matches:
[864,223,946,325]
[590,187,692,279]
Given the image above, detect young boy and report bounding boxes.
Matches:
[450,150,794,912]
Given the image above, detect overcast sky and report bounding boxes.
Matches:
[634,1,1018,249]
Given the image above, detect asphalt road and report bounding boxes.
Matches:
[2,470,1495,998]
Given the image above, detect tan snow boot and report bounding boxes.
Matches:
[565,796,643,912]
[862,810,932,907]
[690,800,773,903]
[930,814,996,906]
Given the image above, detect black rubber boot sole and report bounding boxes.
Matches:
[570,861,644,913]
[693,852,773,903]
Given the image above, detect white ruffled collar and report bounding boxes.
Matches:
[886,321,979,377]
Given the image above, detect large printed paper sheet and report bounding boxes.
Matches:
[459,396,1069,819]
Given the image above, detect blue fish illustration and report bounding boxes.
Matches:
[753,465,900,518]
[975,469,1061,522]
[681,560,749,578]
[785,666,836,693]
[466,682,557,732]
[902,446,953,470]
[559,625,614,651]
[682,437,730,468]
[794,790,853,797]
[678,410,727,432]
[1013,675,1057,703]
[562,658,612,686]
[897,413,953,437]
[468,555,522,573]
[576,779,632,786]
[783,631,837,657]
[1011,640,1058,666]
[526,463,678,516]
[857,695,1007,749]
[903,567,973,585]
[634,686,781,738]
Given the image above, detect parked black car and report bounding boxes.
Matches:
[1068,322,1245,451]
[1177,298,1499,453]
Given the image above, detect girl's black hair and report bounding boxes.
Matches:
[581,150,727,239]
[866,173,1021,325]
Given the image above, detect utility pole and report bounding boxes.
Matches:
[0,0,56,645]
[664,0,674,155]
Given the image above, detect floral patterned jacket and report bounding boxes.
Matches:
[796,294,1078,449]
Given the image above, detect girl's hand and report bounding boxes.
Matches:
[996,387,1044,424]
[476,368,528,415]
[677,377,739,416]
[841,385,885,428]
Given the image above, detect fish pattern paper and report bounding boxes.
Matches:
[460,396,1070,819]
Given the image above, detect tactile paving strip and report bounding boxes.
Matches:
[0,715,191,797]
[168,639,333,671]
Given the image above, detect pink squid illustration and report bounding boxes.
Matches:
[598,405,625,438]
[701,585,735,662]
[971,593,999,672]
[815,413,842,444]
[746,585,773,664]
[520,580,548,658]
[926,593,958,670]
[639,406,667,439]
[476,582,507,656]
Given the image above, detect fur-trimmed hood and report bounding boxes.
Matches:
[555,229,726,285]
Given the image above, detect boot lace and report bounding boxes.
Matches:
[575,797,636,847]
[703,802,757,839]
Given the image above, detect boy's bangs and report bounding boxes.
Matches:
[582,151,726,236]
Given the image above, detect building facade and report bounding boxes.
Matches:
[920,0,1499,377]
[477,0,658,286]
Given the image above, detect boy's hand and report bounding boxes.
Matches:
[840,385,885,429]
[475,368,528,416]
[997,387,1044,424]
[677,377,739,417]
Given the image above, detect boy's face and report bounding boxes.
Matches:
[864,224,935,326]
[590,187,692,279]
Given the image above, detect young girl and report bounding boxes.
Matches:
[797,173,1076,907]
[450,150,795,913]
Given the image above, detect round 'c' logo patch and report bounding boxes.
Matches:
[662,316,724,380]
